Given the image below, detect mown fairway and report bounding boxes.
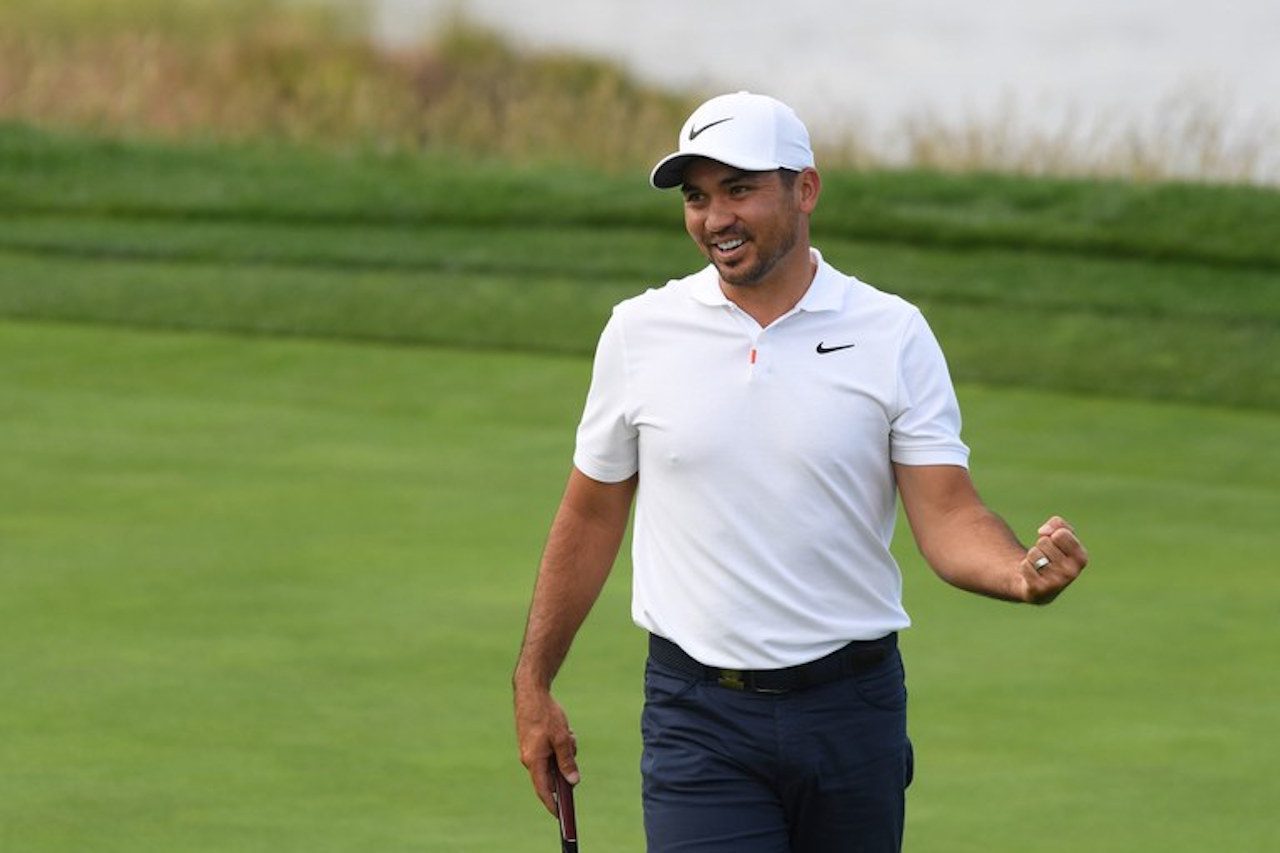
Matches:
[2,321,1277,851]
[2,126,1278,851]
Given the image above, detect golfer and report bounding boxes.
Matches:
[514,91,1089,852]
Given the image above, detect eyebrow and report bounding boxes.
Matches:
[681,169,761,194]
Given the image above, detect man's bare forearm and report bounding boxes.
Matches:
[894,463,1089,605]
[514,469,637,688]
[514,468,636,812]
[914,500,1027,601]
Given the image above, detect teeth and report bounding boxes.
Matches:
[715,239,744,251]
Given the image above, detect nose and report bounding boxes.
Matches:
[704,195,736,234]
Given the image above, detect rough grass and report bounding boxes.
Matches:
[0,0,693,171]
[0,0,1274,182]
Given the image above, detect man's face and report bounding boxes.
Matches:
[680,159,805,288]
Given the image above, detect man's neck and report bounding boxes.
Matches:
[720,245,818,328]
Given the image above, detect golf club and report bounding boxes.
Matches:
[549,757,578,852]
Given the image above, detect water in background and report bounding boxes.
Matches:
[373,0,1280,182]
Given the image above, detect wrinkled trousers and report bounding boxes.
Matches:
[641,644,912,852]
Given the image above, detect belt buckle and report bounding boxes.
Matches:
[716,669,746,690]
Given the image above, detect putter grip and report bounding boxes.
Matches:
[551,760,578,852]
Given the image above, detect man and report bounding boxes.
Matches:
[513,91,1089,852]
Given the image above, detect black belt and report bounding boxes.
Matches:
[648,633,896,694]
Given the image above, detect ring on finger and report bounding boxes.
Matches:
[1032,556,1051,571]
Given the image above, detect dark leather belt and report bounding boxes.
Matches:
[648,632,896,694]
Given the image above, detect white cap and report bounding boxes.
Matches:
[650,91,815,189]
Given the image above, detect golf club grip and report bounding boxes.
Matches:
[551,760,578,852]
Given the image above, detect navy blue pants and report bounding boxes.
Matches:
[641,642,912,852]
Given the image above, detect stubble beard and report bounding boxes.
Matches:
[713,221,799,288]
[711,195,798,289]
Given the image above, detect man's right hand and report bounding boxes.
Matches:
[514,684,580,815]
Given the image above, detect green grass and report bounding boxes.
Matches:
[6,124,1280,267]
[1,120,1277,850]
[1,125,1278,410]
[2,2,1277,846]
[1,320,1276,851]
[0,320,588,851]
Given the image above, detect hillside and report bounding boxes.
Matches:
[1,125,1277,409]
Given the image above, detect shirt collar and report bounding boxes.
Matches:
[690,247,845,313]
[795,248,845,313]
[690,266,730,306]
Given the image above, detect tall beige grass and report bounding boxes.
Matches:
[1,0,1273,183]
[885,90,1275,184]
[0,0,693,169]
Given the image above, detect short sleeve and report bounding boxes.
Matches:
[572,311,640,482]
[890,311,970,467]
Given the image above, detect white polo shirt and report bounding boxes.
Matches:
[573,249,970,669]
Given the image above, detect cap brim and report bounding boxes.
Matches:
[649,153,697,189]
[649,151,786,189]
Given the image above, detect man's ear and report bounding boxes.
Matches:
[797,168,821,214]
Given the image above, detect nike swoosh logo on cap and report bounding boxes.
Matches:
[688,117,733,141]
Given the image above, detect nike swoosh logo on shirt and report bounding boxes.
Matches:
[815,342,856,354]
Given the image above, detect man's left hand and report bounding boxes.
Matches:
[1017,516,1089,604]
